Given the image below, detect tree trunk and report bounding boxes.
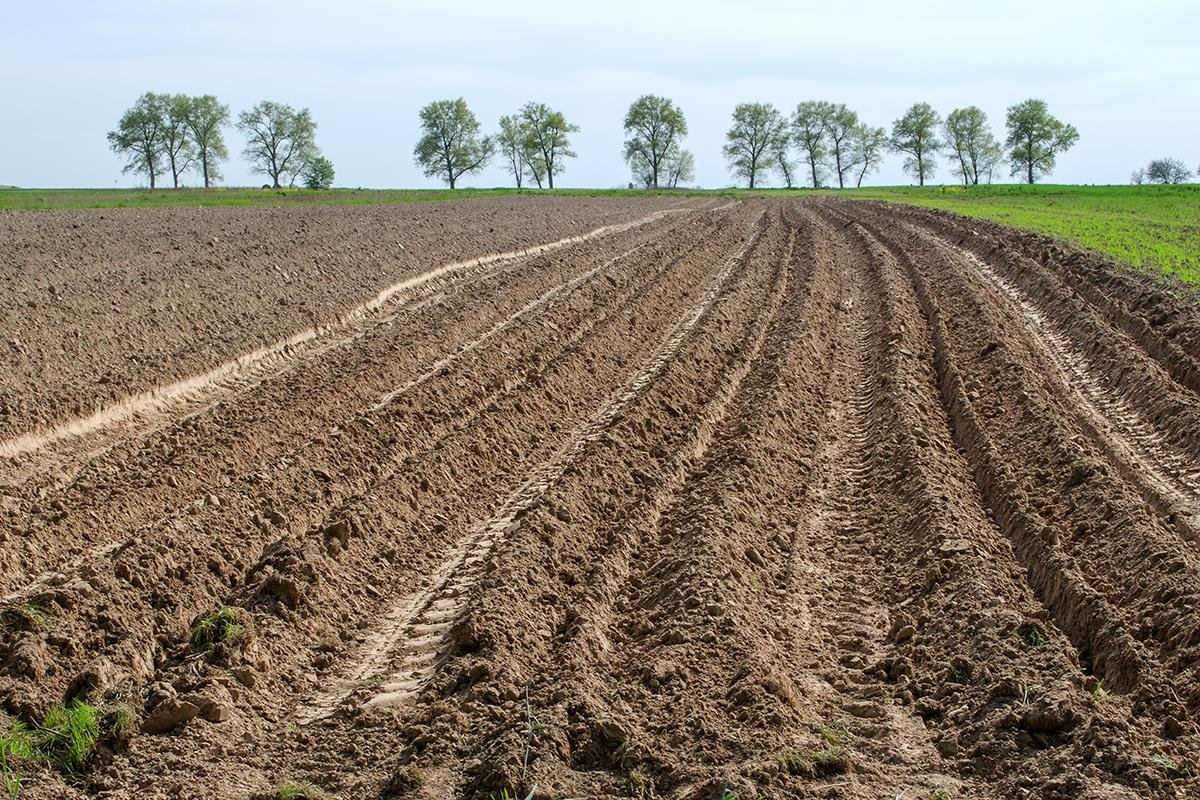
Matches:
[449,173,456,190]
[835,150,844,188]
[810,159,819,189]
[548,171,554,189]
[1027,161,1034,184]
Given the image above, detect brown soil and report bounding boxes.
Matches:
[0,197,1196,800]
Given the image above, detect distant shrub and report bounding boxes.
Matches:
[303,156,335,190]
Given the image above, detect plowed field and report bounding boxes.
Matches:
[1,196,1198,799]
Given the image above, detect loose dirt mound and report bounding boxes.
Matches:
[0,197,1196,799]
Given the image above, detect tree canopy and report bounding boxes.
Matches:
[1005,99,1079,184]
[890,102,943,186]
[237,101,318,188]
[413,98,492,189]
[723,102,786,189]
[944,106,1002,185]
[519,102,578,190]
[107,93,168,189]
[623,95,688,189]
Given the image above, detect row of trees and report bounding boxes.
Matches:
[720,98,1079,189]
[412,95,696,190]
[1130,158,1194,185]
[108,94,334,189]
[112,93,1084,190]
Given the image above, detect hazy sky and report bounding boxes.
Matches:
[3,1,1196,189]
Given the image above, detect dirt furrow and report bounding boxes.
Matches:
[1,208,731,595]
[832,204,1197,797]
[32,209,764,800]
[877,201,1200,388]
[0,206,688,485]
[292,211,769,725]
[4,196,1199,799]
[0,210,757,723]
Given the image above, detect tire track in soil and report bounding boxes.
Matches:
[84,209,765,800]
[0,208,687,482]
[291,212,768,725]
[835,206,1195,796]
[910,224,1200,539]
[0,214,753,722]
[345,207,792,799]
[1,209,730,598]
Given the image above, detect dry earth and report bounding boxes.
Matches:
[0,196,1197,799]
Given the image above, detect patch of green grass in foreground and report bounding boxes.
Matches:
[798,183,1200,284]
[0,186,729,212]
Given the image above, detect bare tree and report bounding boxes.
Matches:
[1145,157,1192,184]
[723,102,786,189]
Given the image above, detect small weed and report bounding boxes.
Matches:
[1089,679,1107,706]
[190,606,246,654]
[1020,683,1042,705]
[21,604,48,629]
[1019,624,1046,647]
[1152,754,1192,778]
[490,790,534,800]
[775,746,850,778]
[928,791,953,800]
[278,780,331,800]
[813,719,849,747]
[1,720,35,799]
[946,662,965,684]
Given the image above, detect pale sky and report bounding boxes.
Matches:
[2,1,1196,189]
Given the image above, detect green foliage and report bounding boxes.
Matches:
[943,106,1002,186]
[849,124,888,188]
[278,780,331,799]
[190,606,246,653]
[1005,99,1079,184]
[36,701,99,777]
[723,102,787,189]
[497,114,535,188]
[302,156,336,190]
[817,102,860,188]
[623,95,688,189]
[183,94,231,188]
[238,101,319,189]
[1,700,107,793]
[107,92,169,189]
[518,102,578,190]
[890,102,943,186]
[413,98,493,189]
[827,183,1200,283]
[1151,754,1192,778]
[790,102,830,188]
[1,720,35,799]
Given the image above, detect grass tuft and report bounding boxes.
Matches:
[190,606,246,654]
[278,780,332,800]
